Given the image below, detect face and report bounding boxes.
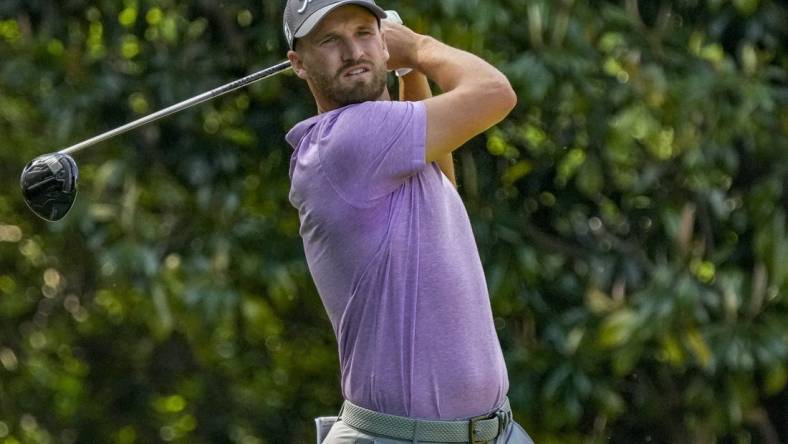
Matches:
[288,5,390,111]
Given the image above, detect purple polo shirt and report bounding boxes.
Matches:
[286,100,509,420]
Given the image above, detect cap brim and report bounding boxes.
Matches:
[294,1,387,39]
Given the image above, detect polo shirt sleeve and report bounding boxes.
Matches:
[319,101,427,206]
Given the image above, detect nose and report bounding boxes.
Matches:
[340,37,365,62]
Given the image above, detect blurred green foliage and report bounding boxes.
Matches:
[1,0,786,443]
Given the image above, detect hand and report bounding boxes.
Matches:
[381,20,423,72]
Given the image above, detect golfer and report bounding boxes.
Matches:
[284,1,531,442]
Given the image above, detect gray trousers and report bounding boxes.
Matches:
[322,418,535,444]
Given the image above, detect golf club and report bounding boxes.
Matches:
[20,60,292,222]
[21,10,408,223]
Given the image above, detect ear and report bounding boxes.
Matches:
[288,50,309,80]
[380,29,390,63]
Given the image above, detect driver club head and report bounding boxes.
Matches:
[20,153,79,222]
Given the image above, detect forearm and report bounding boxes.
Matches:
[408,36,515,159]
[385,21,516,162]
[398,71,457,188]
[412,36,513,104]
[398,70,431,102]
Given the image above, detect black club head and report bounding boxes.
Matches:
[20,153,79,222]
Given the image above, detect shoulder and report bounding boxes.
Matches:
[288,102,423,142]
[328,101,425,141]
[334,101,423,125]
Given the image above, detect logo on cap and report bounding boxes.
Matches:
[297,0,314,14]
[284,21,293,45]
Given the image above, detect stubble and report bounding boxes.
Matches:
[309,59,388,107]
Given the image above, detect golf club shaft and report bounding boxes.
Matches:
[60,60,292,156]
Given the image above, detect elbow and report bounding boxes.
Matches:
[489,75,517,119]
[499,77,518,114]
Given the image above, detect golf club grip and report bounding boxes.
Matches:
[60,60,293,156]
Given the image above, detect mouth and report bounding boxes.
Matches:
[342,65,371,78]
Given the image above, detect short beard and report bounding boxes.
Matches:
[309,60,388,107]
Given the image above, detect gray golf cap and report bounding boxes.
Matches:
[284,0,387,49]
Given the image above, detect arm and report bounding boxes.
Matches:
[398,71,457,188]
[384,22,517,163]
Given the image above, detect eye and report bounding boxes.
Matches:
[321,36,336,45]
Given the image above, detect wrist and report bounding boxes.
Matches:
[410,35,435,71]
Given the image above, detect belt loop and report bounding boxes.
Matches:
[469,417,480,444]
[494,402,511,436]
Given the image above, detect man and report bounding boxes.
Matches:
[284,1,532,442]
